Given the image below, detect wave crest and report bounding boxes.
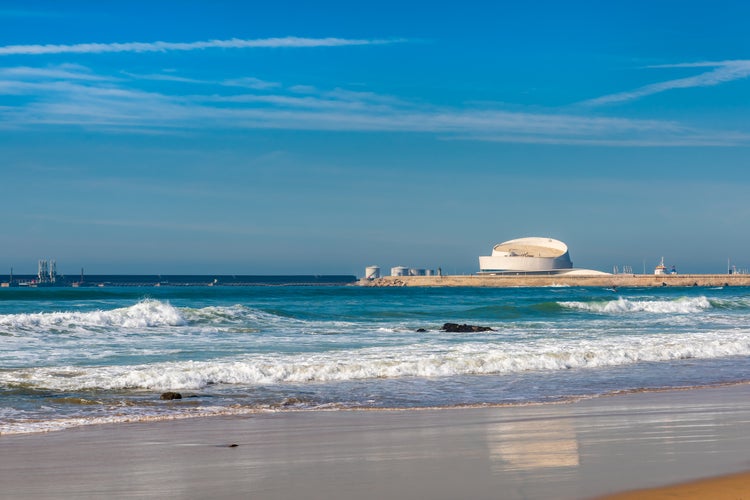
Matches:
[6,329,750,390]
[0,299,187,331]
[560,296,712,314]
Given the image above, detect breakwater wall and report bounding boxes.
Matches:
[0,275,358,288]
[360,274,750,288]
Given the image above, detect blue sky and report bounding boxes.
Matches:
[1,1,749,275]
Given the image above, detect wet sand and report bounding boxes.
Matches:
[3,384,750,499]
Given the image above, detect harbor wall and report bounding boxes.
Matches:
[359,274,750,288]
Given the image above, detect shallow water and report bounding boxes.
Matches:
[2,284,750,434]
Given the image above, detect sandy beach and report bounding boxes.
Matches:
[2,384,750,499]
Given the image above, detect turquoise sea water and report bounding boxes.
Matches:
[2,284,750,434]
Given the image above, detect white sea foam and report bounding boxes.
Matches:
[4,327,750,391]
[0,405,259,435]
[0,299,187,331]
[0,300,364,339]
[560,296,712,314]
[5,287,750,436]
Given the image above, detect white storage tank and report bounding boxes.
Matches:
[391,266,409,277]
[364,266,380,280]
[409,269,426,276]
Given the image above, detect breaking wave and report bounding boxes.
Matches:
[560,296,712,314]
[0,299,187,331]
[5,328,750,391]
[0,300,303,335]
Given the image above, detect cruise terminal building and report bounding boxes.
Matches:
[478,237,605,275]
[362,236,750,287]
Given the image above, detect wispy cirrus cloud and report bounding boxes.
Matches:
[222,77,281,90]
[583,60,750,106]
[0,36,406,56]
[0,63,113,81]
[119,72,207,84]
[1,63,748,147]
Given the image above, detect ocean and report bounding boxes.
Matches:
[2,284,750,435]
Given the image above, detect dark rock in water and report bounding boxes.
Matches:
[160,392,183,400]
[416,328,427,332]
[229,444,239,448]
[282,397,303,406]
[442,323,494,333]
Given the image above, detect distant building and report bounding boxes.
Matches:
[389,266,437,277]
[654,257,677,275]
[38,259,57,284]
[479,237,608,276]
[391,266,409,277]
[364,266,381,279]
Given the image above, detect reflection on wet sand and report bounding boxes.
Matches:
[487,416,580,471]
[5,386,750,499]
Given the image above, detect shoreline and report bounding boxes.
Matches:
[5,379,750,437]
[4,384,750,499]
[361,273,750,288]
[5,380,750,437]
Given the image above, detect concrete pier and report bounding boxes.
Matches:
[360,274,750,288]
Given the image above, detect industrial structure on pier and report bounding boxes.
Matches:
[37,259,57,285]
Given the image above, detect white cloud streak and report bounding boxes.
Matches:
[222,77,281,90]
[0,64,113,81]
[0,36,405,56]
[1,64,747,147]
[583,60,750,106]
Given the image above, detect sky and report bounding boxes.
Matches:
[1,1,749,275]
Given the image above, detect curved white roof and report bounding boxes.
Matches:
[492,237,568,258]
[480,237,574,273]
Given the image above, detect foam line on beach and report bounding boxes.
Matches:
[4,381,750,436]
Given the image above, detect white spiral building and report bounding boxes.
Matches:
[478,237,575,274]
